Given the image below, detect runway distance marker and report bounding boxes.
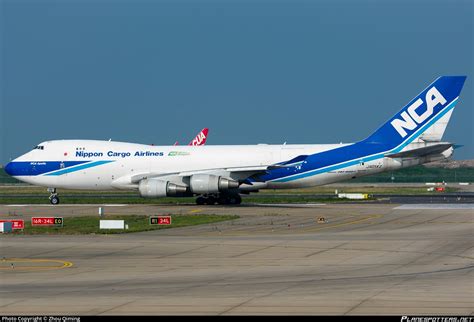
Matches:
[31,217,64,227]
[150,216,172,225]
[0,219,24,230]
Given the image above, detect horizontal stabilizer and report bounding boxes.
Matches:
[385,143,452,158]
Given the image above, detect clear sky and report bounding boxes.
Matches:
[1,0,473,164]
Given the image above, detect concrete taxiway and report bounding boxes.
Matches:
[1,203,473,315]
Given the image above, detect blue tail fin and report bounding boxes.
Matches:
[364,76,466,149]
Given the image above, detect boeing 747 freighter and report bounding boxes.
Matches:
[5,76,466,205]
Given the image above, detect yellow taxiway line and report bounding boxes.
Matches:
[0,258,73,270]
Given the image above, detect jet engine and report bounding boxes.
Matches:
[189,174,239,194]
[139,179,188,198]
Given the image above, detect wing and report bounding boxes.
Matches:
[111,164,273,189]
[111,154,309,190]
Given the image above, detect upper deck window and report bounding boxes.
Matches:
[34,146,44,150]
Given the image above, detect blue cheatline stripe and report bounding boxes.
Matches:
[272,97,458,183]
[4,161,90,176]
[44,160,114,176]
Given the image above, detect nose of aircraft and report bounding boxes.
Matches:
[4,162,14,176]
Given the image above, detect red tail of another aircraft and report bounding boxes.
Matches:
[189,128,209,146]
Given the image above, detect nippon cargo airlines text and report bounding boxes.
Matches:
[3,76,467,205]
[76,151,164,158]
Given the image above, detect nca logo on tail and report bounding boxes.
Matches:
[391,86,447,138]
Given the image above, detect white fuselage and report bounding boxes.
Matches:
[9,139,449,192]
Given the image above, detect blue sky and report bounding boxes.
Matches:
[1,0,473,164]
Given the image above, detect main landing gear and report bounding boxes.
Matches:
[196,193,242,205]
[48,188,60,205]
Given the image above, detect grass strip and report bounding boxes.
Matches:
[7,214,239,235]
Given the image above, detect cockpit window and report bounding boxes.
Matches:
[34,145,44,150]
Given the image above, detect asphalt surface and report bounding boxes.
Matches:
[1,202,473,315]
[1,192,473,204]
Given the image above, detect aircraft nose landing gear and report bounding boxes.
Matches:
[48,188,60,205]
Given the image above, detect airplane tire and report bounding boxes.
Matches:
[217,196,229,205]
[228,194,242,205]
[50,196,60,205]
[196,196,206,205]
[205,196,216,205]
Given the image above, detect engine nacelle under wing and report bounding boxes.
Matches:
[139,179,188,198]
[189,174,239,194]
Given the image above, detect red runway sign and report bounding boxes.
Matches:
[150,216,172,225]
[0,219,24,230]
[31,217,63,227]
